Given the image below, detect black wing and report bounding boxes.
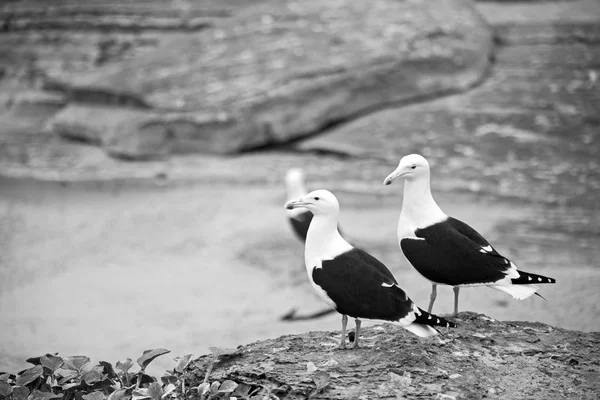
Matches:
[313,250,415,321]
[446,217,503,257]
[401,218,512,286]
[351,248,397,283]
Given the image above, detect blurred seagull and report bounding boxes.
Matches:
[282,168,336,321]
[285,168,313,242]
[384,154,556,316]
[285,189,455,348]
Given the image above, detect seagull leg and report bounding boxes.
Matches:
[338,314,348,349]
[349,319,361,349]
[453,286,460,316]
[427,283,437,313]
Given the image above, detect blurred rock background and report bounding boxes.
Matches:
[1,0,599,378]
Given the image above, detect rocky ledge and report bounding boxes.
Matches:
[0,0,493,159]
[182,313,599,399]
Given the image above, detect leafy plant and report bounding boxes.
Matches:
[0,346,317,400]
[0,350,174,400]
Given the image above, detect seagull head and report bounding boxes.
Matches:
[285,168,305,189]
[285,168,307,200]
[284,189,340,216]
[383,153,430,185]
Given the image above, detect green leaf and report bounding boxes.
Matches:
[217,380,238,394]
[131,389,148,400]
[160,376,177,386]
[25,354,58,367]
[195,383,210,397]
[115,359,134,374]
[136,350,170,371]
[40,356,64,373]
[131,384,161,400]
[131,374,154,387]
[16,366,44,386]
[0,373,11,381]
[107,388,129,400]
[161,383,176,399]
[61,383,81,391]
[173,354,193,373]
[82,370,105,386]
[63,356,90,373]
[12,386,31,400]
[98,362,117,379]
[57,370,78,385]
[0,381,13,397]
[27,390,63,400]
[231,383,253,398]
[313,371,330,393]
[82,392,106,400]
[147,382,162,400]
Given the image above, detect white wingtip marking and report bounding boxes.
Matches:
[538,277,542,282]
[528,276,532,281]
[479,245,493,253]
[381,282,394,288]
[404,236,426,241]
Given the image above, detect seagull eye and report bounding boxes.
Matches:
[314,197,320,201]
[411,165,416,169]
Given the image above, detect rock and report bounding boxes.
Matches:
[436,394,458,400]
[182,312,600,399]
[1,91,66,117]
[1,0,494,159]
[48,105,172,160]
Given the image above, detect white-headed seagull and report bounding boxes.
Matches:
[383,154,556,316]
[285,189,455,349]
[285,168,313,242]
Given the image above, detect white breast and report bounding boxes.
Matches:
[305,259,338,309]
[304,224,353,311]
[397,212,418,240]
[304,231,353,308]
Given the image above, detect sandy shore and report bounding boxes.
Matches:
[1,178,597,376]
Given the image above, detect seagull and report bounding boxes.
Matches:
[285,168,313,242]
[383,154,556,315]
[285,189,455,348]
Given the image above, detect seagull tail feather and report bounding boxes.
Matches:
[414,308,457,329]
[491,283,539,300]
[403,323,438,338]
[511,270,556,285]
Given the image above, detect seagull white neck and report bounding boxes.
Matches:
[286,184,307,201]
[305,214,352,271]
[399,176,447,230]
[286,183,308,218]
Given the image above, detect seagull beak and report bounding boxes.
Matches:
[285,199,311,210]
[383,168,405,186]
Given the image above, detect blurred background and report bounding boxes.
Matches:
[1,0,599,377]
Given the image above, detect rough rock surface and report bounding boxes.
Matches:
[0,0,493,158]
[183,312,600,399]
